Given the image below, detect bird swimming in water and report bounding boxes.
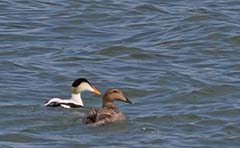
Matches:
[44,78,101,108]
[83,88,132,126]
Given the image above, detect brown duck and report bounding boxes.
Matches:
[83,88,133,126]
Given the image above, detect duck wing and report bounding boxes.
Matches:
[82,108,99,124]
[45,98,83,108]
[44,98,62,107]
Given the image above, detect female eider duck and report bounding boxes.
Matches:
[83,88,132,126]
[45,78,101,108]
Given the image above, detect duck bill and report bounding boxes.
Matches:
[91,85,101,95]
[125,98,133,104]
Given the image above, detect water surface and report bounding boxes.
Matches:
[1,0,240,147]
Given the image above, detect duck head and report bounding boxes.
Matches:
[71,78,101,95]
[103,88,133,106]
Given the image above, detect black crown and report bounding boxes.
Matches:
[72,78,90,87]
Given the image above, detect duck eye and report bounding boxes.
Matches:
[113,90,117,93]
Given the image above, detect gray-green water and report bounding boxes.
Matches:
[1,0,240,147]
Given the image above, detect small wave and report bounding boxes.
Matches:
[224,124,240,135]
[135,113,203,124]
[95,46,143,56]
[133,4,169,14]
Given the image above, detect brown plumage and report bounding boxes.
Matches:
[83,88,132,126]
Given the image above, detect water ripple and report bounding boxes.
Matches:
[1,0,240,147]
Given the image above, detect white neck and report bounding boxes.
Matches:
[70,93,84,106]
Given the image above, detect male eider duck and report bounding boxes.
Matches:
[45,78,101,108]
[83,88,132,126]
